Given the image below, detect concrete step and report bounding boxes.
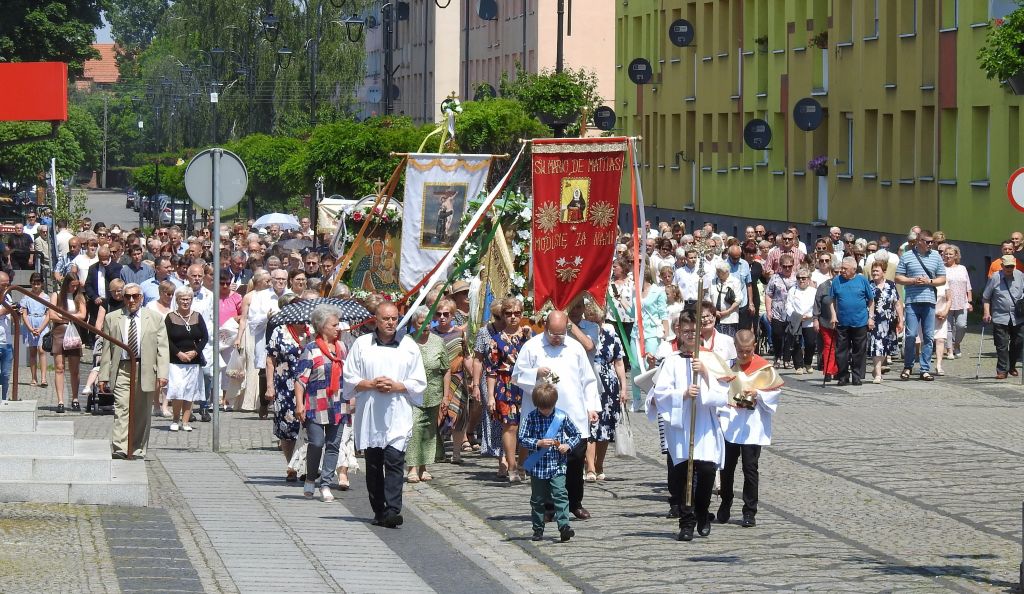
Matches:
[0,460,148,506]
[0,440,112,482]
[0,399,38,433]
[0,420,74,457]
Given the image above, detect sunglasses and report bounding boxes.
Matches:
[797,276,810,280]
[125,294,142,300]
[435,312,452,317]
[781,264,794,268]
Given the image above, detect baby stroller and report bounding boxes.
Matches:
[84,383,115,415]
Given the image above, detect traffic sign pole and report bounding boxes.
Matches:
[212,149,222,453]
[184,147,247,455]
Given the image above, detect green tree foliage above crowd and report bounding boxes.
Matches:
[0,106,100,184]
[0,0,105,78]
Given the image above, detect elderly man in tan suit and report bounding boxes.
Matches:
[99,283,168,459]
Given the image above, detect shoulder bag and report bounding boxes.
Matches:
[911,251,938,298]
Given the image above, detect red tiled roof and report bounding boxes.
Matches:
[81,44,119,84]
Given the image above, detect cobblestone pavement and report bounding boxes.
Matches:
[3,327,1023,592]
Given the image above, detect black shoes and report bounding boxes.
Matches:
[742,514,756,527]
[716,504,730,524]
[666,504,681,518]
[531,529,544,541]
[677,526,694,541]
[201,410,212,423]
[381,513,404,528]
[70,400,81,412]
[56,403,65,413]
[571,507,591,520]
[836,378,850,386]
[697,513,712,537]
[559,525,574,542]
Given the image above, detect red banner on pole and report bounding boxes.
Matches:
[531,137,627,310]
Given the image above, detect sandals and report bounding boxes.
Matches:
[585,471,597,482]
[899,369,912,381]
[407,471,420,483]
[920,372,934,381]
[420,471,433,482]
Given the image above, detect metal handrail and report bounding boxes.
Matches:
[2,286,139,459]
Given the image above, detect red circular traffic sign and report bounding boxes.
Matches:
[1009,167,1024,213]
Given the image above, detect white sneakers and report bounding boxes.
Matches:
[319,487,335,502]
[182,424,193,432]
[169,422,179,432]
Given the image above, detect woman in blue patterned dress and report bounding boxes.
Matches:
[585,303,627,481]
[484,297,533,482]
[20,273,49,387]
[266,316,312,483]
[867,260,904,383]
[472,301,505,460]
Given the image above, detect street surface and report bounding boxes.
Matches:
[0,190,1020,592]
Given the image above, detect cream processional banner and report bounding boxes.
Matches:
[399,154,492,290]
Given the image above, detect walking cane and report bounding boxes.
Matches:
[974,323,986,381]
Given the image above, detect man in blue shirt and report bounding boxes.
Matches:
[829,257,875,386]
[895,230,946,381]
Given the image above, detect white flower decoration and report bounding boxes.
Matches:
[556,257,567,267]
[573,255,584,266]
[520,207,532,221]
[517,230,530,240]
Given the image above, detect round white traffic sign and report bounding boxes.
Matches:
[184,148,248,210]
[1009,167,1024,213]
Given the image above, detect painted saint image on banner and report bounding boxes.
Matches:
[560,178,590,223]
[421,182,468,248]
[348,231,401,294]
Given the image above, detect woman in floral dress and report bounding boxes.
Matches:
[407,307,450,483]
[585,304,627,481]
[266,318,311,482]
[432,298,471,464]
[484,297,533,482]
[868,260,904,383]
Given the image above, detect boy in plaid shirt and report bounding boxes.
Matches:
[518,382,582,542]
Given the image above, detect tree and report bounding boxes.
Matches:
[454,98,549,183]
[227,133,302,209]
[63,105,103,171]
[128,161,185,198]
[498,64,601,137]
[104,0,167,55]
[0,121,84,184]
[0,0,105,78]
[281,116,432,198]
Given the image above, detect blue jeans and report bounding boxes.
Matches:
[0,344,11,400]
[199,366,213,412]
[903,302,936,373]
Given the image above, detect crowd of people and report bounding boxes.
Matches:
[0,208,1018,544]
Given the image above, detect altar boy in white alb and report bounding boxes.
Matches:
[716,329,781,528]
[647,308,730,542]
[343,302,427,529]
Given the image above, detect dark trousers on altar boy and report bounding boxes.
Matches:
[718,442,761,526]
[667,459,716,536]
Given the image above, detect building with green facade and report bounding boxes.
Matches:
[614,0,1023,251]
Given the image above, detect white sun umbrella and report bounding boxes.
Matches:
[252,212,301,230]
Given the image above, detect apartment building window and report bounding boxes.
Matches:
[899,111,916,180]
[939,108,958,181]
[940,0,959,29]
[839,113,854,176]
[971,107,990,183]
[770,0,785,51]
[718,0,730,54]
[717,113,730,170]
[794,0,807,48]
[702,113,713,167]
[919,107,936,178]
[899,0,917,36]
[671,114,682,170]
[864,109,879,176]
[865,0,880,39]
[880,113,894,182]
[701,3,713,56]
[836,0,855,42]
[769,112,783,169]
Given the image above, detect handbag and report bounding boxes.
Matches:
[62,324,82,350]
[614,411,637,457]
[42,332,52,352]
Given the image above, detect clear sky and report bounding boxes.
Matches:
[95,15,113,44]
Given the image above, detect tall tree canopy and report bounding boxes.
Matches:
[0,0,105,78]
[104,0,167,56]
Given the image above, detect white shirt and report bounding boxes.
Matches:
[672,266,699,302]
[97,266,106,299]
[72,254,98,283]
[121,311,143,360]
[647,355,729,466]
[719,388,780,446]
[23,223,39,237]
[56,229,73,256]
[785,285,817,328]
[811,269,832,288]
[512,333,601,439]
[343,333,427,451]
[191,286,215,369]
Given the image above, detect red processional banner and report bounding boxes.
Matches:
[531,137,627,310]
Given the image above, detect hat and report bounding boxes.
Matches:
[449,280,470,294]
[258,227,268,235]
[1001,255,1016,267]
